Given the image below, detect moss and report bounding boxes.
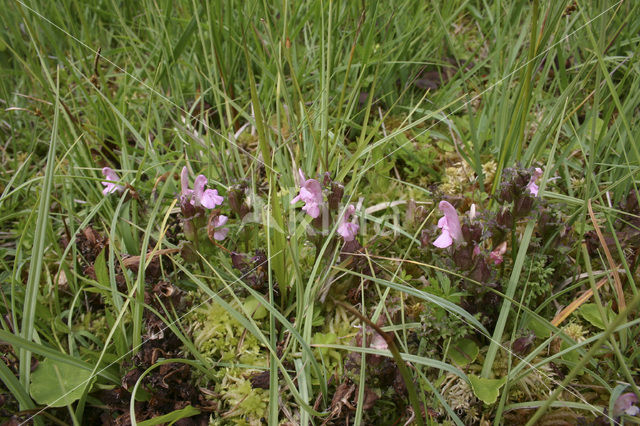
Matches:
[189,299,269,425]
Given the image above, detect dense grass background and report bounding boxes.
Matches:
[1,0,639,424]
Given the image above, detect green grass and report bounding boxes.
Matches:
[1,0,639,424]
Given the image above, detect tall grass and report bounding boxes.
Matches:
[1,0,639,424]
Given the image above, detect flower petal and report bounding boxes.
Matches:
[213,214,228,228]
[101,167,123,195]
[192,175,208,205]
[439,201,462,242]
[338,222,359,242]
[102,167,119,181]
[433,231,453,248]
[371,333,388,350]
[213,228,229,241]
[297,168,306,185]
[614,392,639,417]
[201,189,224,209]
[527,168,543,196]
[489,242,507,265]
[181,166,191,197]
[302,180,323,204]
[303,202,321,219]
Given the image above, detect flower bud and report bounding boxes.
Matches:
[228,186,251,219]
[496,208,513,228]
[511,333,535,355]
[498,184,514,203]
[183,219,196,241]
[180,196,196,218]
[453,246,474,270]
[514,195,534,217]
[420,229,430,248]
[462,223,482,244]
[328,182,344,210]
[179,241,198,263]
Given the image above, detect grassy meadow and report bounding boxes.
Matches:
[1,0,640,424]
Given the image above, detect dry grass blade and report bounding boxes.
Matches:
[587,199,625,310]
[551,276,608,327]
[121,248,179,269]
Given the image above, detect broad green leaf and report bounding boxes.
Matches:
[243,295,268,320]
[579,303,613,330]
[30,359,94,407]
[468,374,506,405]
[449,338,479,366]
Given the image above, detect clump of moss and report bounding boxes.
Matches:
[440,162,475,195]
[189,299,269,425]
[440,373,480,424]
[440,160,497,195]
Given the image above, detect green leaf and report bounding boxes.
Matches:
[243,295,268,320]
[30,358,94,407]
[579,303,613,330]
[93,248,109,288]
[468,374,506,405]
[137,405,200,426]
[528,316,551,339]
[449,338,479,366]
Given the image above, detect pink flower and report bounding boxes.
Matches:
[181,166,224,209]
[526,167,543,197]
[370,332,388,351]
[211,215,229,241]
[337,204,359,242]
[101,167,124,195]
[614,392,640,417]
[433,201,462,248]
[291,168,323,218]
[489,241,507,265]
[180,166,193,198]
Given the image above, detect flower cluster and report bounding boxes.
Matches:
[180,166,223,213]
[178,166,228,245]
[290,168,359,242]
[291,169,323,219]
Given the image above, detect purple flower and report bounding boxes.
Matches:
[614,392,640,417]
[101,167,124,195]
[291,169,323,218]
[489,241,507,265]
[210,214,229,241]
[181,166,224,209]
[526,167,543,197]
[337,204,359,242]
[433,201,463,248]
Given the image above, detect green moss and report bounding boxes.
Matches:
[189,299,269,425]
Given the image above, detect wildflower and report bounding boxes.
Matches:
[101,167,124,195]
[526,167,543,197]
[291,169,323,218]
[370,332,388,351]
[181,166,224,209]
[433,201,462,248]
[489,242,507,265]
[337,204,359,242]
[613,392,640,417]
[209,214,229,241]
